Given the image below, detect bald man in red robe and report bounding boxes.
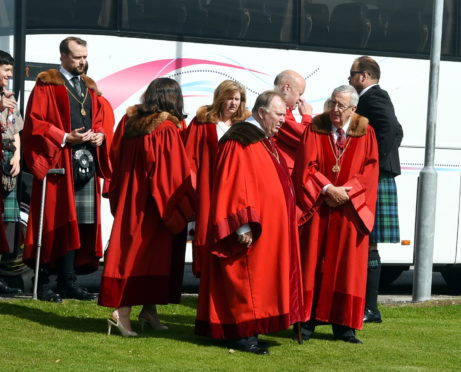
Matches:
[195,91,304,355]
[273,70,313,174]
[292,85,378,344]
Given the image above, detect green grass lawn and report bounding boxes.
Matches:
[1,296,460,371]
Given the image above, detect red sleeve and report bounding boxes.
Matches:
[275,109,311,153]
[149,122,195,234]
[22,84,67,180]
[107,115,128,212]
[183,118,202,190]
[292,128,331,225]
[342,127,379,233]
[209,140,263,258]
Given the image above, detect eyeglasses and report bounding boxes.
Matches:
[328,100,353,112]
[349,70,363,77]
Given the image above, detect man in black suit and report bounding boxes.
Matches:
[349,56,403,323]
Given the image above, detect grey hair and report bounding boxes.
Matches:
[331,85,359,106]
[252,90,284,117]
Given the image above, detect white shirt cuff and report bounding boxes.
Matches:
[61,133,68,147]
[322,184,331,194]
[236,224,251,235]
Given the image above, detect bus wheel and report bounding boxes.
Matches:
[441,267,461,292]
[379,266,407,290]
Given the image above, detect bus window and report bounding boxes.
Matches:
[0,0,15,37]
[26,0,115,30]
[121,0,187,35]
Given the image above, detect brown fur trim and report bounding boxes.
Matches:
[123,106,181,138]
[195,105,215,124]
[311,112,369,137]
[81,75,102,96]
[219,122,266,145]
[36,69,102,95]
[36,69,65,85]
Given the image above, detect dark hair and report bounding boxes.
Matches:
[355,56,381,81]
[59,36,87,55]
[0,50,14,66]
[139,78,186,119]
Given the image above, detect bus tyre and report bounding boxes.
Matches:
[379,266,407,290]
[441,267,461,292]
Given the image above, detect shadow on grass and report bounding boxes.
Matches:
[0,301,288,350]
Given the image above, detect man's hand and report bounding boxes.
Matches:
[298,97,313,116]
[0,89,17,111]
[90,132,105,147]
[237,231,253,248]
[66,127,94,144]
[9,153,20,177]
[324,185,352,208]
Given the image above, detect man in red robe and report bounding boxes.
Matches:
[195,91,304,355]
[273,70,313,174]
[22,36,111,301]
[292,85,379,344]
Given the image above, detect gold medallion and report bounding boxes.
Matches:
[81,107,86,116]
[332,164,340,172]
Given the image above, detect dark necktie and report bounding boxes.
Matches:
[336,128,346,155]
[71,76,82,97]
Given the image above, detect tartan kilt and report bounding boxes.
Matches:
[1,150,20,222]
[74,176,95,224]
[370,174,400,243]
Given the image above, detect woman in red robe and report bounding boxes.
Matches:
[184,80,250,276]
[98,78,194,337]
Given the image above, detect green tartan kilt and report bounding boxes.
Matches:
[74,176,95,224]
[370,174,400,244]
[2,150,20,222]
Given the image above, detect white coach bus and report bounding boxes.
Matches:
[1,0,461,289]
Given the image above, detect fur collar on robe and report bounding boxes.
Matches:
[195,105,216,124]
[123,105,182,138]
[311,112,369,137]
[219,122,266,145]
[36,69,102,96]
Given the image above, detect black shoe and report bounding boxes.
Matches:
[57,283,97,300]
[0,279,22,296]
[337,335,363,344]
[363,308,382,323]
[235,343,269,355]
[38,288,62,303]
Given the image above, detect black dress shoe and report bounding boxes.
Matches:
[0,279,22,296]
[57,284,97,300]
[237,343,269,355]
[38,288,63,303]
[363,308,382,323]
[338,335,363,344]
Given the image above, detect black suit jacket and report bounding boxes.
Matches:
[356,85,403,176]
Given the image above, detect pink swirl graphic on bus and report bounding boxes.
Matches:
[96,58,268,110]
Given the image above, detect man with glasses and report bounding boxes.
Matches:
[349,56,403,324]
[292,85,379,344]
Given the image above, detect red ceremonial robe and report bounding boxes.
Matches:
[22,70,111,273]
[292,112,379,330]
[183,113,219,276]
[274,107,312,174]
[195,122,304,340]
[98,108,194,308]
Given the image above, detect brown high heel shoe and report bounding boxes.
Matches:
[138,311,168,331]
[107,311,138,337]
